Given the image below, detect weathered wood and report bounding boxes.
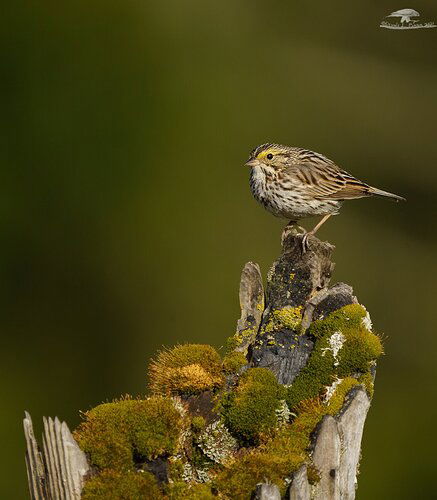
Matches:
[24,413,89,500]
[337,388,371,499]
[235,261,264,354]
[289,465,311,500]
[254,482,282,500]
[286,387,371,500]
[24,412,46,499]
[312,416,341,500]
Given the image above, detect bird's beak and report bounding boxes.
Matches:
[245,158,258,168]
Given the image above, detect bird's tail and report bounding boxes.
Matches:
[368,186,406,202]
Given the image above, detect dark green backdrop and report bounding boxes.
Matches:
[2,1,436,498]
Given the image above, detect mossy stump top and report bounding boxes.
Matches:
[24,233,382,500]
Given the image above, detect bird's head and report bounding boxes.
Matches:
[245,143,291,171]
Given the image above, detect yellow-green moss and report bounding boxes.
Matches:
[309,304,367,339]
[214,410,312,498]
[336,331,383,377]
[74,397,184,471]
[285,336,336,410]
[307,464,321,485]
[148,344,224,395]
[325,377,360,415]
[219,368,286,445]
[166,481,215,499]
[359,372,375,398]
[222,351,247,374]
[215,379,363,499]
[191,416,207,434]
[82,470,161,500]
[286,304,382,411]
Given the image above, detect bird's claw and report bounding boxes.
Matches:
[301,233,311,254]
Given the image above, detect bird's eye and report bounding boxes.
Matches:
[266,153,273,160]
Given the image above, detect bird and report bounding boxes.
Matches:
[245,143,405,249]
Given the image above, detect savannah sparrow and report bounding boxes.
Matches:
[246,143,404,247]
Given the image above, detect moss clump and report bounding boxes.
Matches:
[286,304,383,411]
[166,481,215,499]
[148,344,224,395]
[220,368,286,445]
[307,464,321,485]
[191,416,207,434]
[359,372,375,398]
[215,379,363,499]
[214,412,312,498]
[336,330,383,377]
[309,304,367,339]
[74,397,184,471]
[325,377,360,414]
[82,470,161,500]
[222,351,247,374]
[285,336,336,410]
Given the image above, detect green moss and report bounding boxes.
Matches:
[219,368,286,445]
[359,372,375,398]
[74,397,184,471]
[214,404,317,498]
[309,304,367,339]
[286,304,382,411]
[222,351,247,374]
[191,416,207,434]
[325,377,360,415]
[286,336,336,410]
[82,470,161,500]
[166,481,215,499]
[336,331,383,377]
[148,344,224,395]
[307,464,321,485]
[214,376,367,499]
[168,457,185,482]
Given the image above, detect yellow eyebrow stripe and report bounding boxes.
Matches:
[257,148,282,160]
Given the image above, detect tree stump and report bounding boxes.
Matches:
[24,232,379,499]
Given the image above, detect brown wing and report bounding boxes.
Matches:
[285,149,371,201]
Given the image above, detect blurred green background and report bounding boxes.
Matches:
[2,0,436,498]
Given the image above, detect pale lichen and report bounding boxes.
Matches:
[323,377,343,402]
[321,331,345,367]
[275,400,292,426]
[197,421,237,464]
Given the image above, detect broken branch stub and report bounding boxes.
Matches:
[241,232,375,499]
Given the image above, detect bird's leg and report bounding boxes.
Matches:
[301,214,332,252]
[310,214,332,236]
